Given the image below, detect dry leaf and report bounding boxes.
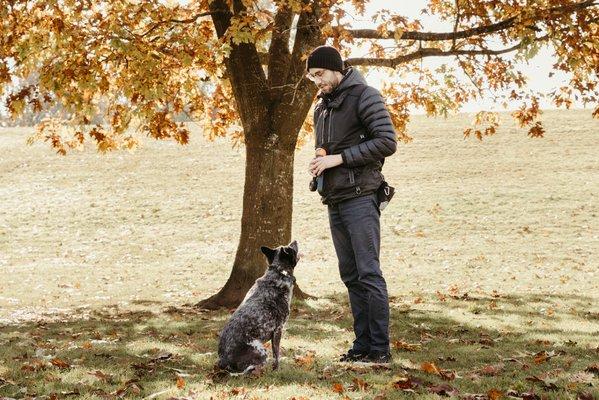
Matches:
[429,384,459,396]
[390,374,421,390]
[350,377,369,391]
[479,364,504,376]
[533,351,549,364]
[50,358,70,369]
[421,362,441,375]
[294,351,315,370]
[176,376,185,389]
[488,388,503,400]
[392,340,422,352]
[332,382,344,393]
[231,387,247,395]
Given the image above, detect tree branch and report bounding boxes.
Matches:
[267,4,293,89]
[343,0,597,42]
[209,0,268,134]
[140,10,229,38]
[346,37,548,68]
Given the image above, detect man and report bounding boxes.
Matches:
[306,45,397,363]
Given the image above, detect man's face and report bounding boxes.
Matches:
[307,68,338,94]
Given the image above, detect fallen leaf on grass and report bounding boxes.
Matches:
[350,377,369,391]
[421,362,456,380]
[428,383,459,396]
[88,370,113,383]
[231,387,247,395]
[525,375,559,390]
[436,291,447,302]
[294,351,315,369]
[488,388,503,400]
[479,363,505,376]
[533,350,562,365]
[421,362,441,375]
[392,340,422,352]
[390,374,422,391]
[176,376,185,389]
[533,351,549,364]
[577,391,597,400]
[585,363,599,375]
[50,358,70,369]
[332,382,344,393]
[21,360,47,372]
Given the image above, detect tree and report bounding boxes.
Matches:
[1,0,597,308]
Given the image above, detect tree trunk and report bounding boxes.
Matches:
[197,124,314,309]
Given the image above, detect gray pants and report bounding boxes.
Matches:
[328,193,390,353]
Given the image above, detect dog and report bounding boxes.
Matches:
[217,240,299,373]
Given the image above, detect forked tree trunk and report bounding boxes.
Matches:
[197,123,314,309]
[197,0,322,309]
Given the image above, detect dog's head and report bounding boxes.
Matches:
[260,240,299,276]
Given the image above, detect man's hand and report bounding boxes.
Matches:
[309,154,343,177]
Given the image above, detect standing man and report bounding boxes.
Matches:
[307,45,397,364]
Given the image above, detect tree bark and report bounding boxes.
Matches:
[197,0,321,310]
[196,123,314,309]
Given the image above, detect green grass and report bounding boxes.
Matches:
[1,109,598,398]
[1,292,597,399]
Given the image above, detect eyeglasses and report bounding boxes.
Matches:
[306,69,326,82]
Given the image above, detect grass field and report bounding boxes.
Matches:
[0,109,597,399]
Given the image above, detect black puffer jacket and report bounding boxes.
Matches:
[314,67,397,205]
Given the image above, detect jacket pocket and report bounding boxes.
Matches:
[323,165,356,193]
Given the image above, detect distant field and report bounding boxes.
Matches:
[0,109,597,399]
[1,109,597,320]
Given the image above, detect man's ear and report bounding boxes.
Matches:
[261,246,276,264]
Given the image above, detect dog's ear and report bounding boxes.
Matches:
[288,240,298,253]
[261,246,276,264]
[281,243,298,265]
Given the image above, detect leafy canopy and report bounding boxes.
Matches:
[1,0,597,153]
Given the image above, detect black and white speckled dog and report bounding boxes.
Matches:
[217,240,299,373]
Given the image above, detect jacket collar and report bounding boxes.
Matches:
[317,67,367,109]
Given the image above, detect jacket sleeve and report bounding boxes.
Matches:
[341,86,397,167]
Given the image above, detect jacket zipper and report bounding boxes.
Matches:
[318,108,327,146]
[328,109,334,143]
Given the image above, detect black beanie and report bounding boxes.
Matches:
[306,45,344,72]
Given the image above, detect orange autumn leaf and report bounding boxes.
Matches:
[534,351,549,364]
[351,377,369,391]
[50,358,70,369]
[392,340,422,352]
[488,388,503,400]
[294,351,315,369]
[176,376,186,389]
[421,362,441,375]
[332,382,344,393]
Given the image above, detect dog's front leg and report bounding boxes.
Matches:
[271,327,282,370]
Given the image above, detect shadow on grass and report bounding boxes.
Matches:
[0,292,597,399]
